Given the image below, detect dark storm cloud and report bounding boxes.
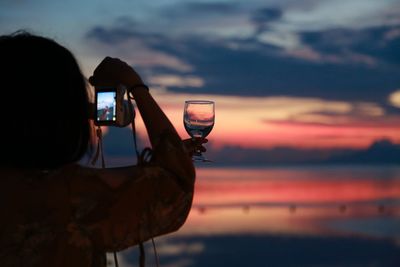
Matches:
[301,25,400,66]
[158,2,241,18]
[178,2,240,14]
[86,22,400,104]
[86,26,167,45]
[160,36,400,104]
[251,7,283,33]
[252,7,282,22]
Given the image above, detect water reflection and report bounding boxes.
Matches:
[181,166,400,240]
[118,166,400,267]
[194,167,400,206]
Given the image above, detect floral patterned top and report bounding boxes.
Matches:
[0,133,195,267]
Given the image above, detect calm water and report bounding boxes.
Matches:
[113,166,400,267]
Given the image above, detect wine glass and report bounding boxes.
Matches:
[184,100,215,162]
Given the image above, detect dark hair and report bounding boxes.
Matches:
[0,32,91,169]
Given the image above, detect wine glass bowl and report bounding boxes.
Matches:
[184,100,215,161]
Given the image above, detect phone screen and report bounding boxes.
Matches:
[96,91,117,122]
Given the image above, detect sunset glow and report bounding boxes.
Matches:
[2,1,400,156]
[193,168,400,206]
[126,91,400,150]
[3,1,400,266]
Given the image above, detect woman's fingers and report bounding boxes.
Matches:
[88,75,97,85]
[192,137,208,145]
[183,138,208,155]
[89,57,143,87]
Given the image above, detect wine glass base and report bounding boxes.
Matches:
[193,158,213,163]
[192,154,212,162]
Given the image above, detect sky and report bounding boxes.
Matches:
[2,0,400,163]
[97,92,116,109]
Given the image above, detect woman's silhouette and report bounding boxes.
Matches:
[0,32,204,267]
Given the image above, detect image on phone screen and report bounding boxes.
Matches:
[97,91,116,122]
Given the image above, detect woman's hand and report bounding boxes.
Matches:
[183,138,208,157]
[89,57,143,87]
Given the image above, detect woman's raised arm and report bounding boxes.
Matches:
[88,56,195,184]
[67,57,196,250]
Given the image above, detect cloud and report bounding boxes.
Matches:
[257,30,300,50]
[85,15,400,106]
[79,3,400,163]
[389,89,400,107]
[86,26,193,72]
[161,35,400,103]
[251,7,283,34]
[133,90,400,150]
[280,0,400,31]
[162,2,241,17]
[205,138,400,165]
[283,46,377,66]
[149,74,204,88]
[299,25,400,66]
[148,1,254,38]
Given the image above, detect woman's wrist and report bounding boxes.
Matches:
[130,84,149,92]
[129,84,150,98]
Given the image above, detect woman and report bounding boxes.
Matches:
[0,32,204,267]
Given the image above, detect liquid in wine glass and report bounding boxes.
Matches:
[184,100,215,162]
